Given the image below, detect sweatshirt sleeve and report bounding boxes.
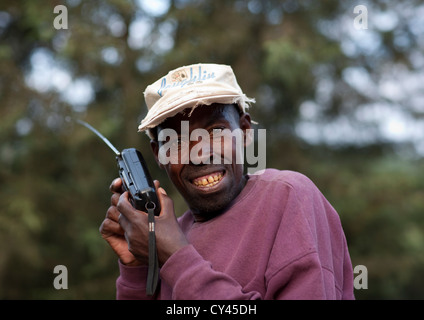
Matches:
[263,171,355,300]
[160,245,262,300]
[266,250,335,299]
[116,260,157,300]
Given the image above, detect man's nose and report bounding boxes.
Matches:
[189,140,215,165]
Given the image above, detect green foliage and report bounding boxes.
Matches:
[303,153,424,299]
[0,0,423,299]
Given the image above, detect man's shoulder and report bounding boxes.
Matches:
[249,168,316,191]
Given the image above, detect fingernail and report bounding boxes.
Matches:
[159,187,167,195]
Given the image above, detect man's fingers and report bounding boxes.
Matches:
[153,180,160,190]
[115,181,173,221]
[117,191,133,216]
[110,177,124,193]
[117,191,148,221]
[154,185,174,219]
[102,205,125,235]
[106,204,120,222]
[100,217,125,236]
[111,192,120,206]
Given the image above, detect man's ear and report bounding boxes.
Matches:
[239,112,253,147]
[150,139,164,169]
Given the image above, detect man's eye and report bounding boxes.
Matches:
[213,126,226,131]
[172,139,181,146]
[212,127,225,135]
[170,137,188,148]
[212,127,228,138]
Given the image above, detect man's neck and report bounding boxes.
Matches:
[191,175,249,223]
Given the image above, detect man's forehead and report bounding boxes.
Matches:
[158,104,239,131]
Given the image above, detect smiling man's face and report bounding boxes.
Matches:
[150,104,252,222]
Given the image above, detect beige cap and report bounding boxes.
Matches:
[138,63,255,135]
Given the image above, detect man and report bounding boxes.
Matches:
[99,63,355,299]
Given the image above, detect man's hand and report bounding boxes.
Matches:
[117,180,189,266]
[100,178,189,266]
[99,178,141,266]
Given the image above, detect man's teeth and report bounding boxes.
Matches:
[193,173,223,187]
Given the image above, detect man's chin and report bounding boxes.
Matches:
[185,190,235,221]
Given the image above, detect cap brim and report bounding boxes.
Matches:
[138,94,248,132]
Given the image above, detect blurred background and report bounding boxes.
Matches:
[1,0,423,299]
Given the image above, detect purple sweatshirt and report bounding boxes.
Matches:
[116,169,354,300]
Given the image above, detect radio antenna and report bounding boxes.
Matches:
[76,119,120,156]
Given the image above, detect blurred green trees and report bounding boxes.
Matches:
[0,0,423,299]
